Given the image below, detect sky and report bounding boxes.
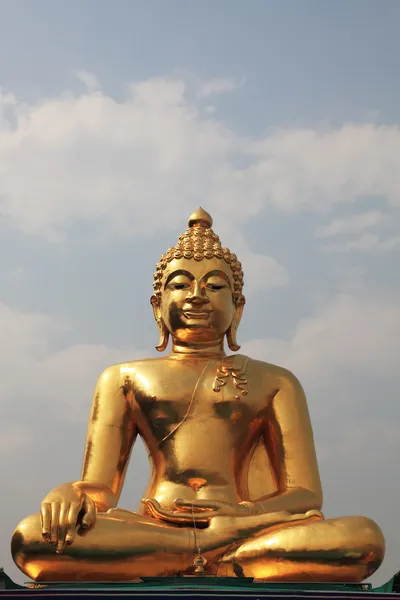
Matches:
[0,0,400,586]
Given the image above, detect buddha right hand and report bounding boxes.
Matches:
[40,483,96,554]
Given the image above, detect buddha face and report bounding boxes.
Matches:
[152,258,243,346]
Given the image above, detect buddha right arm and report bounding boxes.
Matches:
[77,365,137,508]
[40,365,137,551]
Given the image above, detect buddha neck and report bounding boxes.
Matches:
[170,338,226,359]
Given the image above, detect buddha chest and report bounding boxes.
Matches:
[126,356,267,448]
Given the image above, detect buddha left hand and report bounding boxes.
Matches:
[143,497,321,524]
[143,498,253,524]
[143,497,322,538]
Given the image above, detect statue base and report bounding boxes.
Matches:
[1,569,400,599]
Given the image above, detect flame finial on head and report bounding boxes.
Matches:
[152,209,244,304]
[188,207,213,229]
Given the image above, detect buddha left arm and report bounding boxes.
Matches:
[247,369,323,516]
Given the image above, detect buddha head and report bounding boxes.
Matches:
[151,208,245,352]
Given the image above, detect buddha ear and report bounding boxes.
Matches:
[150,295,169,352]
[226,297,245,352]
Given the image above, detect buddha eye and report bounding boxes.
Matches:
[206,283,226,291]
[168,282,190,291]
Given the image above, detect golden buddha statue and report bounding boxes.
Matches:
[11,208,385,583]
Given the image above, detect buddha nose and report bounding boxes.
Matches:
[186,281,209,305]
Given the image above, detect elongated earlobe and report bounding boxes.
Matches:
[226,323,240,352]
[155,318,169,352]
[151,294,169,352]
[226,299,245,352]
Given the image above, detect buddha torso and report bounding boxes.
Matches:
[114,355,280,511]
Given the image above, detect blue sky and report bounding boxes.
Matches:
[1,0,400,585]
[2,0,400,127]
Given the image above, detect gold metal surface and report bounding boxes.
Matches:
[11,208,385,583]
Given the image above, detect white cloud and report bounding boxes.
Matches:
[315,210,384,238]
[75,70,101,92]
[241,250,289,294]
[1,74,400,244]
[0,302,66,366]
[315,210,400,253]
[0,301,141,420]
[245,124,400,213]
[0,89,17,106]
[323,233,400,253]
[197,77,241,98]
[242,291,400,383]
[216,222,289,294]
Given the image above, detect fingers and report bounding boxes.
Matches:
[143,498,186,522]
[305,509,324,519]
[41,500,86,552]
[56,503,70,554]
[65,503,81,546]
[288,509,323,523]
[57,503,84,554]
[143,498,213,524]
[142,498,163,520]
[57,500,96,554]
[81,496,96,528]
[266,510,292,521]
[50,502,60,545]
[40,503,51,541]
[174,498,222,513]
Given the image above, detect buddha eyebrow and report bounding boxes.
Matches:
[202,270,231,284]
[164,270,194,287]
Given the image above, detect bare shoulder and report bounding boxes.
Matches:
[97,357,164,385]
[245,355,303,392]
